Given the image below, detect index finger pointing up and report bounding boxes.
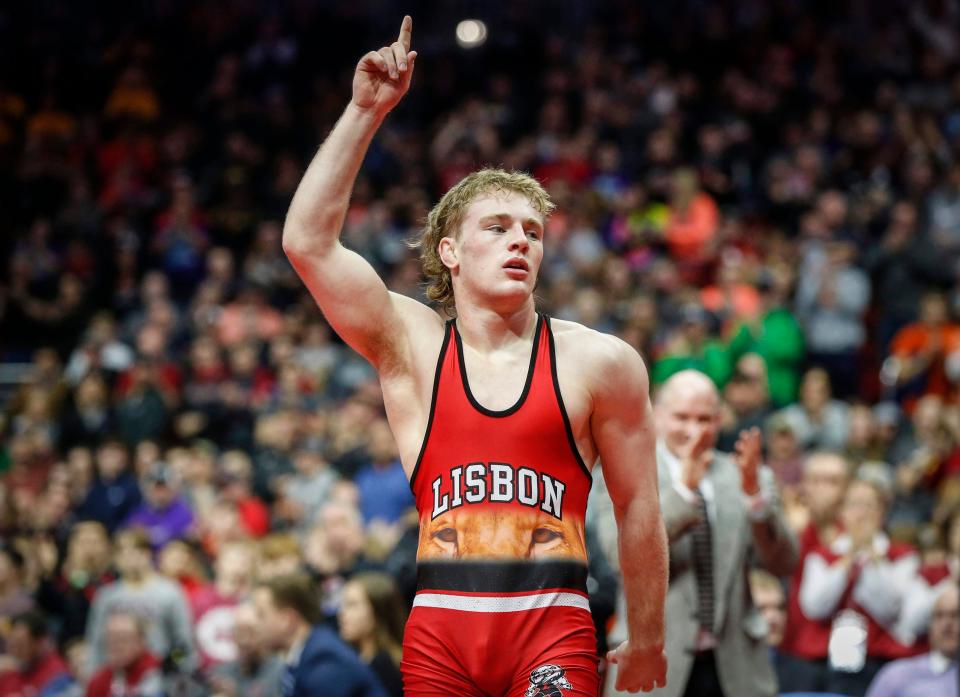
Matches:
[398,15,412,52]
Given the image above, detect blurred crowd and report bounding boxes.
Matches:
[1,0,960,695]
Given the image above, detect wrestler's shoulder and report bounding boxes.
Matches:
[549,318,644,374]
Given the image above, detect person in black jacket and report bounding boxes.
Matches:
[74,437,141,533]
[251,573,387,697]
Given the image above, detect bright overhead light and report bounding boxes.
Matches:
[456,19,487,49]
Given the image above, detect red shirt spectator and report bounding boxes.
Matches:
[798,477,922,695]
[86,611,164,697]
[0,611,70,697]
[890,292,960,410]
[190,542,257,668]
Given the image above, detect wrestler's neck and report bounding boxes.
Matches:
[453,300,538,354]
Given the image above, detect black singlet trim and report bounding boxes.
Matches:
[545,316,594,484]
[416,559,588,594]
[454,313,542,418]
[408,321,453,493]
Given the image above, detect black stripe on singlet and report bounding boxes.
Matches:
[544,315,593,483]
[408,321,453,493]
[416,559,588,594]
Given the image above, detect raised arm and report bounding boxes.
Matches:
[282,17,435,369]
[593,337,668,694]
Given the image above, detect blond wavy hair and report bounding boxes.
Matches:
[411,169,555,314]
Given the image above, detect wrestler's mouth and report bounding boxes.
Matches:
[503,258,530,277]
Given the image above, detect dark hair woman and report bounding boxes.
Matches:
[338,572,406,697]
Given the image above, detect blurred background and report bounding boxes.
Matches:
[0,0,959,695]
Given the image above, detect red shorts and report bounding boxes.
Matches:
[401,591,600,697]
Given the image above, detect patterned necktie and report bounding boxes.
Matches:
[691,487,715,633]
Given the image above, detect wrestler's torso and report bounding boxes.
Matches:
[409,313,592,565]
[377,307,601,481]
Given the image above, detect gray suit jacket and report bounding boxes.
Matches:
[602,444,798,697]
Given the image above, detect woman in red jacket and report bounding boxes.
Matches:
[799,473,921,697]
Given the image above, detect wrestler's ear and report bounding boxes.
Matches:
[438,237,458,270]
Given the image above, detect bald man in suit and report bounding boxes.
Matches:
[598,370,798,697]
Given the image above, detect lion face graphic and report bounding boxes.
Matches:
[418,508,585,561]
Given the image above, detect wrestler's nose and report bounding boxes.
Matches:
[507,224,530,252]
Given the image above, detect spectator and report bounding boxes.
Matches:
[764,415,804,496]
[927,163,960,256]
[603,370,797,697]
[84,528,195,672]
[190,541,256,668]
[274,447,339,532]
[151,172,209,298]
[664,168,719,276]
[779,452,852,693]
[652,304,732,387]
[864,201,949,352]
[122,461,195,550]
[74,437,141,533]
[717,354,772,451]
[85,611,163,697]
[700,250,761,329]
[0,544,34,623]
[353,419,414,527]
[256,534,303,582]
[208,603,284,697]
[886,395,952,529]
[35,521,115,647]
[243,220,300,299]
[113,363,169,447]
[895,508,960,651]
[865,585,958,697]
[303,500,380,621]
[725,267,805,407]
[799,474,920,696]
[181,336,229,414]
[749,570,788,685]
[175,444,218,530]
[216,283,283,348]
[63,313,134,387]
[59,374,116,450]
[888,291,960,409]
[217,451,270,538]
[0,610,72,696]
[845,405,889,467]
[158,539,207,604]
[795,235,871,398]
[250,573,387,697]
[222,343,274,413]
[337,572,405,697]
[777,367,851,452]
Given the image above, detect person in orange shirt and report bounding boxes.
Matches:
[664,168,720,279]
[700,249,761,330]
[889,291,960,409]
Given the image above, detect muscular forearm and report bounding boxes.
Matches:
[283,103,383,255]
[617,498,668,649]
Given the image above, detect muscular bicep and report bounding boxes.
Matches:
[286,240,437,368]
[593,341,659,517]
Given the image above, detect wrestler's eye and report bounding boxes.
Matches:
[432,527,457,543]
[531,527,561,544]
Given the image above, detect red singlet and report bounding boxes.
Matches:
[402,313,600,697]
